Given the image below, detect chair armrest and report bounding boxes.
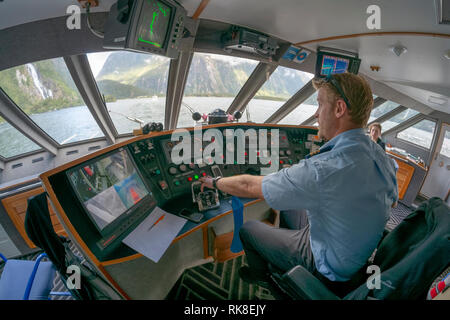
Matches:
[280,265,340,300]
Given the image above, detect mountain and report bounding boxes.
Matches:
[0,58,83,115]
[97,52,169,96]
[96,51,313,100]
[97,79,148,100]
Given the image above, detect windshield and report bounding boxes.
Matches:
[0,57,104,151]
[88,51,170,134]
[246,66,314,123]
[177,53,258,128]
[0,116,41,158]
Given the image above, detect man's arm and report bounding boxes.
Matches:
[200,175,264,199]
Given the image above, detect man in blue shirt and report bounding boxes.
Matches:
[200,73,398,286]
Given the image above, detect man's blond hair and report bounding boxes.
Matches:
[312,73,374,127]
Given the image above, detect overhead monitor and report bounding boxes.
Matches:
[315,49,361,78]
[67,148,154,237]
[103,0,187,59]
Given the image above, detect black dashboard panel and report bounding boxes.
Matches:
[129,125,321,203]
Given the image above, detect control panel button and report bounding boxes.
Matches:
[168,167,178,175]
[179,164,188,172]
[151,169,161,176]
[158,180,168,190]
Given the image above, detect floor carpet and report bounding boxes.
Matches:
[166,255,275,300]
[386,202,413,231]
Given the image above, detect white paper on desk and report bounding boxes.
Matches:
[122,207,187,263]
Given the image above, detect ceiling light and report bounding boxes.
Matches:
[428,96,448,105]
[390,45,408,57]
[444,50,450,60]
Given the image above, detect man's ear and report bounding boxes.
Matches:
[334,100,348,118]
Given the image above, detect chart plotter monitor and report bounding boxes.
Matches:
[66,148,156,249]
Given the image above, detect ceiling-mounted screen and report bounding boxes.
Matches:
[320,54,350,76]
[103,0,187,59]
[315,49,361,78]
[136,0,172,49]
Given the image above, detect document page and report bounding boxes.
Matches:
[122,207,187,263]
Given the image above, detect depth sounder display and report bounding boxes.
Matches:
[137,0,173,48]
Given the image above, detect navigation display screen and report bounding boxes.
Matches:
[136,0,172,48]
[320,54,350,76]
[67,149,150,231]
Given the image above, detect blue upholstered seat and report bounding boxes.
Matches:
[0,255,56,300]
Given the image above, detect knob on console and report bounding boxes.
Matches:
[168,167,178,175]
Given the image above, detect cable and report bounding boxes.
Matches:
[86,2,104,39]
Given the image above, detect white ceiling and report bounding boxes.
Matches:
[0,0,116,30]
[302,35,450,114]
[0,0,449,113]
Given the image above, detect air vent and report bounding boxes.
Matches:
[88,145,101,151]
[66,150,79,156]
[436,0,450,24]
[32,157,44,163]
[12,163,23,169]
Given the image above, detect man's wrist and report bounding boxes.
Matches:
[212,176,222,189]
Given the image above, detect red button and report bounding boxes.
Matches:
[188,177,193,182]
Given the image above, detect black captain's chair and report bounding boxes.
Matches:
[268,198,450,300]
[25,192,124,300]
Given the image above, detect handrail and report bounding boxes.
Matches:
[22,252,48,300]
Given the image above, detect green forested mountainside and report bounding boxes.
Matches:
[0,58,83,115]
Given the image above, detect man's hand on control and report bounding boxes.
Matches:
[199,176,214,192]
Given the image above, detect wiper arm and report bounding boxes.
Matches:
[108,110,144,127]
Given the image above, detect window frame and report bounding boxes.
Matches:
[378,107,419,134]
[0,56,108,148]
[392,116,438,151]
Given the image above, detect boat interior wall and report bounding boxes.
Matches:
[0,139,110,185]
[0,199,35,256]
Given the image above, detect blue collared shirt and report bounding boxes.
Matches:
[262,128,398,281]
